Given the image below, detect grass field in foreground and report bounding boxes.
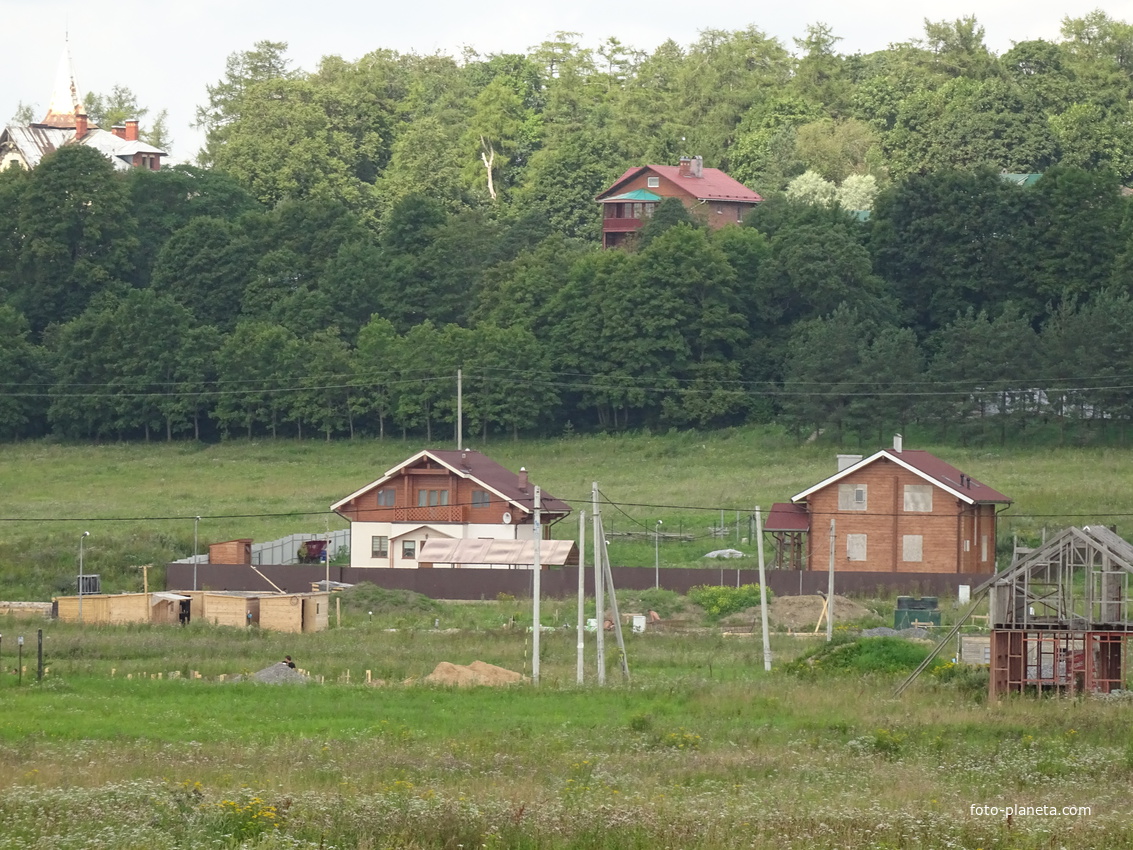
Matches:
[0,623,1131,849]
[4,426,1133,598]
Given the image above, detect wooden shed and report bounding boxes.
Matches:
[259,593,329,633]
[208,539,253,564]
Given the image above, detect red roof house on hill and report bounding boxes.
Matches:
[595,156,762,248]
[788,435,1011,575]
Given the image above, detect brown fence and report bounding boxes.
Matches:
[166,562,984,600]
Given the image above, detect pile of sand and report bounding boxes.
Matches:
[424,660,526,687]
[769,594,873,630]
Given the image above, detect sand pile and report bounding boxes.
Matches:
[424,660,526,686]
[769,595,872,630]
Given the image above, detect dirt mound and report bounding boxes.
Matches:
[424,660,526,687]
[770,595,872,630]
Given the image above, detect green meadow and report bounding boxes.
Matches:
[2,429,1133,847]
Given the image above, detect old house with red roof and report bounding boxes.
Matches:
[331,449,573,569]
[595,156,762,248]
[788,435,1011,575]
[0,43,165,172]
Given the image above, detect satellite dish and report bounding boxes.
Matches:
[501,511,512,525]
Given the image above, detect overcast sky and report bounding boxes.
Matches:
[1,1,1127,164]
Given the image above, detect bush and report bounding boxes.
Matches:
[687,584,773,620]
[784,636,944,676]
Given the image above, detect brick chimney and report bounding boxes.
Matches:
[517,467,528,492]
[678,155,704,178]
[678,156,693,177]
[111,124,126,139]
[75,112,89,138]
[125,119,139,142]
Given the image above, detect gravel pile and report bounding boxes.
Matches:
[861,626,932,640]
[249,662,310,684]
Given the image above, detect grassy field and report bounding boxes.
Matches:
[0,616,1131,849]
[3,425,1133,598]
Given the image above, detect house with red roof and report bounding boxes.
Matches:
[331,449,572,569]
[595,156,762,248]
[788,436,1011,575]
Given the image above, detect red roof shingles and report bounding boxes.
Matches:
[598,165,762,203]
[893,450,1011,504]
[766,502,810,532]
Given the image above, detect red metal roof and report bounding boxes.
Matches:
[791,449,1011,505]
[766,502,809,532]
[331,449,572,516]
[598,165,762,204]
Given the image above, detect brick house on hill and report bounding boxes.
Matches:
[0,44,165,172]
[331,449,572,569]
[595,156,762,248]
[789,435,1011,575]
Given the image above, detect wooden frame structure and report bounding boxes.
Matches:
[981,526,1133,698]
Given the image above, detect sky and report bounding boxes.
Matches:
[1,0,1129,164]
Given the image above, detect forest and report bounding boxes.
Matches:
[3,11,1133,444]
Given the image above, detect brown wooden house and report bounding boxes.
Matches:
[595,156,762,248]
[331,449,572,568]
[790,436,1011,575]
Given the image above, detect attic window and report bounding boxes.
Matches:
[377,489,395,507]
[838,483,868,511]
[647,176,659,188]
[472,489,490,508]
[904,485,933,512]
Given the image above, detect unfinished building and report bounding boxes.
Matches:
[983,526,1133,698]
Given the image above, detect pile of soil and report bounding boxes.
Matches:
[769,594,873,630]
[424,660,526,687]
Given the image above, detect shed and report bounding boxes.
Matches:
[209,539,253,564]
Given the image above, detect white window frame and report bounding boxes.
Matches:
[646,176,660,188]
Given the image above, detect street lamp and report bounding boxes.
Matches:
[654,520,663,589]
[193,516,201,591]
[78,531,90,622]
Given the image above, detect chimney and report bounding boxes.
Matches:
[837,454,862,472]
[75,112,88,138]
[893,433,903,453]
[125,119,139,142]
[111,124,126,139]
[678,156,692,178]
[691,155,703,178]
[518,467,528,492]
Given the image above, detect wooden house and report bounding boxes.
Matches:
[53,590,327,632]
[789,436,1011,575]
[981,525,1133,697]
[595,156,762,248]
[331,449,572,569]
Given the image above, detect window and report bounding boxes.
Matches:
[377,488,395,507]
[902,535,923,562]
[838,483,868,511]
[904,485,933,512]
[647,176,659,188]
[472,489,490,508]
[402,540,416,559]
[847,534,867,561]
[371,536,389,558]
[417,489,449,507]
[643,203,656,218]
[981,535,989,562]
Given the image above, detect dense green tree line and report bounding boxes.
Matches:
[4,15,1133,443]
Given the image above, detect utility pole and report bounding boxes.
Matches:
[755,506,772,672]
[593,482,605,685]
[456,368,463,451]
[577,509,586,685]
[827,519,836,643]
[532,486,541,684]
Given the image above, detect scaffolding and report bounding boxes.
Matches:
[984,526,1133,698]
